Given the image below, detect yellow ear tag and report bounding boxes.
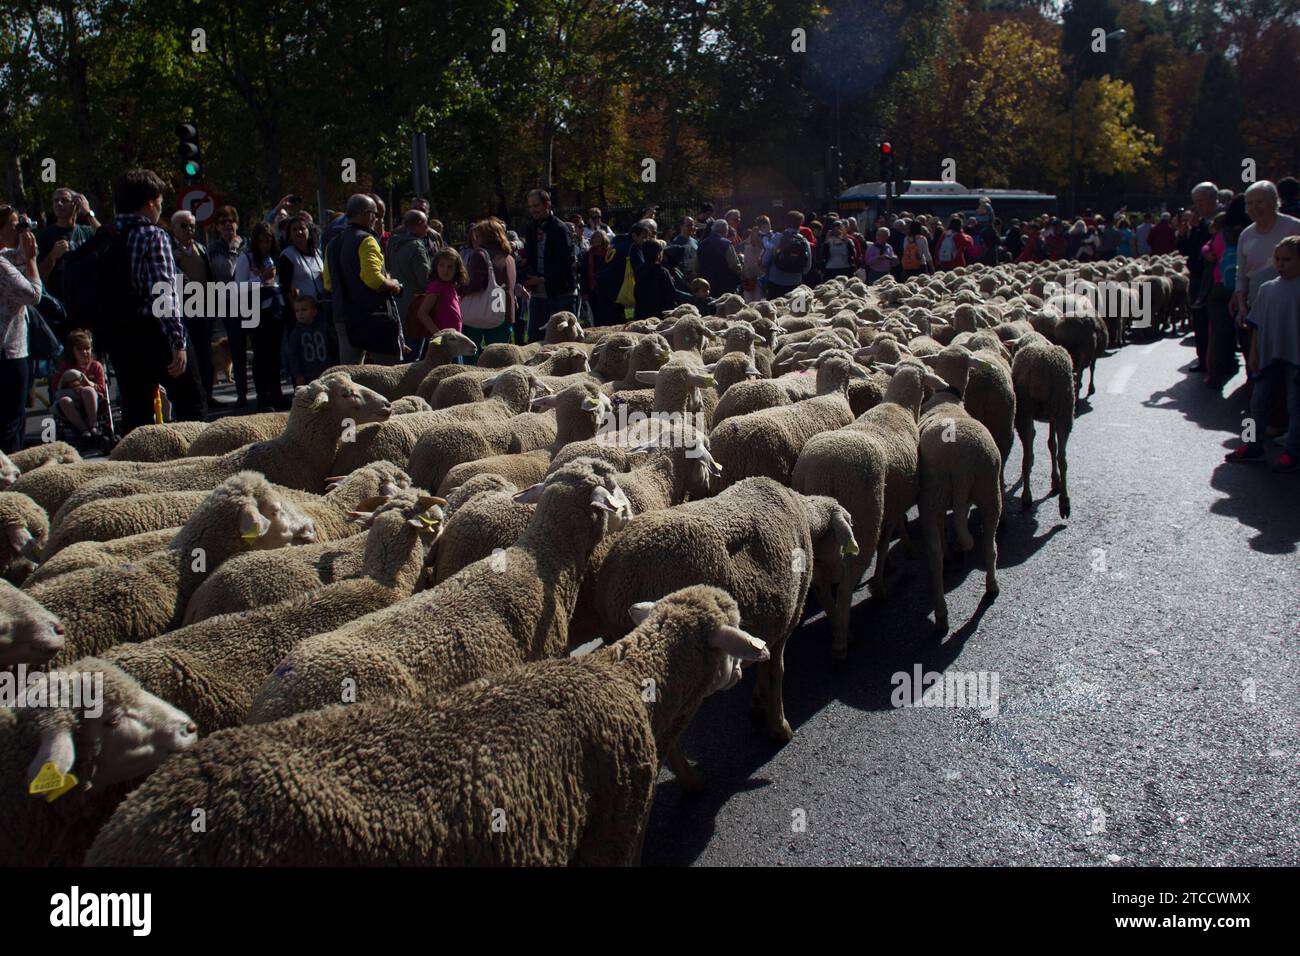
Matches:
[841,541,860,557]
[29,762,78,802]
[432,335,444,346]
[240,530,261,542]
[418,514,439,530]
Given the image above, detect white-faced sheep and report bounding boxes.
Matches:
[1009,330,1075,518]
[181,491,444,623]
[591,477,857,746]
[0,491,48,584]
[478,311,585,367]
[184,411,288,457]
[330,329,478,398]
[245,459,633,724]
[86,586,765,866]
[916,348,1002,634]
[0,578,65,666]
[26,472,316,664]
[5,442,81,475]
[23,528,180,587]
[108,420,208,462]
[430,475,531,585]
[0,661,196,866]
[709,349,868,488]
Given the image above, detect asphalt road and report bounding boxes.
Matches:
[642,332,1299,867]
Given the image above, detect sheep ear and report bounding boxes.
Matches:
[590,484,632,523]
[431,335,444,346]
[744,366,760,379]
[353,495,390,513]
[702,362,717,373]
[513,482,546,504]
[709,624,769,662]
[27,722,77,799]
[627,601,654,625]
[310,387,330,409]
[5,524,32,553]
[323,475,347,491]
[920,354,938,367]
[580,396,603,412]
[417,495,447,510]
[349,510,377,527]
[481,374,500,390]
[612,343,634,352]
[530,394,560,410]
[833,509,859,556]
[688,371,715,387]
[238,503,272,540]
[634,371,660,385]
[798,358,818,369]
[875,362,899,376]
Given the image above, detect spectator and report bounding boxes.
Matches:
[1136,212,1154,256]
[900,220,932,279]
[763,211,813,298]
[323,193,402,366]
[1148,211,1177,254]
[569,215,590,255]
[369,194,391,253]
[520,188,578,343]
[1278,177,1300,218]
[1204,196,1250,388]
[107,169,205,431]
[0,206,41,452]
[208,205,250,405]
[936,216,975,270]
[385,209,435,346]
[459,218,517,352]
[817,220,858,280]
[724,209,743,245]
[285,294,338,387]
[1044,220,1068,261]
[414,247,468,336]
[234,221,287,411]
[584,208,613,242]
[740,219,768,303]
[863,226,898,283]
[51,327,110,437]
[580,228,617,327]
[1232,180,1300,338]
[1002,220,1024,260]
[1217,188,1235,208]
[1116,217,1135,257]
[1017,222,1048,263]
[169,209,221,407]
[1224,235,1300,472]
[36,186,98,304]
[598,219,653,322]
[1179,183,1220,372]
[697,218,743,297]
[1065,219,1087,259]
[1097,215,1122,260]
[633,239,685,320]
[668,216,699,278]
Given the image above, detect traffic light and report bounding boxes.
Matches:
[177,123,202,181]
[896,163,911,198]
[878,142,894,183]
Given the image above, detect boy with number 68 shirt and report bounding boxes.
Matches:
[286,294,339,386]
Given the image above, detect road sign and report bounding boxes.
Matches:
[177,185,219,226]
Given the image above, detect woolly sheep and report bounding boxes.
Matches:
[591,477,856,744]
[331,329,478,398]
[7,442,81,473]
[0,578,65,666]
[478,311,585,367]
[23,528,179,587]
[245,459,633,724]
[0,660,196,866]
[0,491,48,584]
[86,586,766,865]
[431,476,531,585]
[916,349,1002,634]
[109,421,208,462]
[708,349,867,488]
[1009,331,1075,519]
[184,411,288,457]
[27,472,317,664]
[181,491,444,623]
[792,363,939,659]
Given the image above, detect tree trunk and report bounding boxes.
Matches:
[541,114,555,193]
[61,1,103,207]
[5,153,25,208]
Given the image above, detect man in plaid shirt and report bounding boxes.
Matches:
[109,169,205,431]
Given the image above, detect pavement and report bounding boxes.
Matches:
[641,332,1299,866]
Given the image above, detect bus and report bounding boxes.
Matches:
[835,180,1057,233]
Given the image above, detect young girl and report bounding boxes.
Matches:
[53,329,111,436]
[416,247,469,336]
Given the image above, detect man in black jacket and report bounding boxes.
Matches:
[521,188,578,342]
[1177,182,1219,372]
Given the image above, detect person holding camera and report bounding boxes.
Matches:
[36,187,99,304]
[0,206,43,452]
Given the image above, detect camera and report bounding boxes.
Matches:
[287,195,302,205]
[15,216,31,231]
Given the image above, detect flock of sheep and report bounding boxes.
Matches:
[0,251,1190,866]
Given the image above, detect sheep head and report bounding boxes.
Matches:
[425,330,477,361]
[0,452,17,490]
[296,372,393,427]
[0,580,65,667]
[512,458,633,535]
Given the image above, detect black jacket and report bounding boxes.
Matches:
[521,212,576,297]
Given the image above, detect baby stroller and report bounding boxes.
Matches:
[50,373,118,452]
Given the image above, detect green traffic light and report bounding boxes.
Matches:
[184,161,200,177]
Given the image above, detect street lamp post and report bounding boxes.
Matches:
[1069,28,1125,217]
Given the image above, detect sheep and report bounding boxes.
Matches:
[711,368,819,423]
[22,528,180,587]
[1047,296,1099,399]
[329,329,478,398]
[46,462,412,554]
[108,420,208,462]
[710,352,763,395]
[23,373,394,511]
[12,458,159,516]
[656,315,720,363]
[952,338,1016,512]
[6,442,81,474]
[181,491,444,624]
[433,383,612,497]
[86,586,766,866]
[792,363,940,659]
[245,458,633,724]
[478,311,585,367]
[431,475,531,585]
[526,344,591,376]
[0,452,15,488]
[1009,331,1075,519]
[916,348,1002,634]
[0,660,196,866]
[590,477,857,744]
[184,412,288,457]
[335,365,548,476]
[0,578,65,666]
[602,334,672,392]
[589,332,638,382]
[26,472,317,665]
[708,349,867,488]
[0,491,48,584]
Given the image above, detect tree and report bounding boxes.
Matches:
[1178,50,1243,191]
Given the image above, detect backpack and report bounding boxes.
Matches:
[938,232,957,263]
[775,232,809,273]
[60,219,150,347]
[902,237,921,270]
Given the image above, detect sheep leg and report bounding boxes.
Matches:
[1087,355,1097,397]
[665,742,704,792]
[869,519,893,598]
[749,660,771,723]
[951,480,975,553]
[923,516,948,634]
[1056,421,1072,519]
[980,487,1001,598]
[763,637,793,742]
[831,554,868,661]
[1048,424,1060,493]
[898,519,916,559]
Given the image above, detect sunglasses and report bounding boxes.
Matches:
[215,218,233,225]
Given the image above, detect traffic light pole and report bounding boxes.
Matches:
[885,180,893,218]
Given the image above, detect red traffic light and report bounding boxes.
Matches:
[879,142,892,155]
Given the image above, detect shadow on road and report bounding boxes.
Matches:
[1208,462,1299,554]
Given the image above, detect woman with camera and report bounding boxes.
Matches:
[0,206,42,452]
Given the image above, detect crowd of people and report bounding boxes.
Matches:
[0,169,1297,471]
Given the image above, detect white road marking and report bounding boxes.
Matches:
[1106,364,1138,395]
[1140,341,1162,355]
